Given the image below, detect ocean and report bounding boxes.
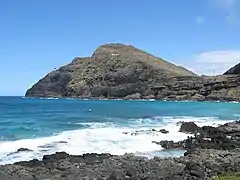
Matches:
[0,97,239,165]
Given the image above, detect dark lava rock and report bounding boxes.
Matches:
[153,140,185,149]
[3,148,240,179]
[179,122,201,134]
[7,148,33,156]
[224,62,240,75]
[159,129,169,134]
[42,152,69,163]
[6,121,240,179]
[17,148,32,152]
[159,121,240,152]
[2,121,240,179]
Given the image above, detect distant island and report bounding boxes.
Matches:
[25,43,240,102]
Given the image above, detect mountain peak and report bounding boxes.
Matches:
[25,43,240,102]
[25,43,196,98]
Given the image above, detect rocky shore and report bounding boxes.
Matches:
[8,43,240,179]
[1,121,240,179]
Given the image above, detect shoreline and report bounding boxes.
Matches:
[1,120,240,179]
[2,148,239,180]
[23,96,240,103]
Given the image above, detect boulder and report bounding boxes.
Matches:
[17,148,32,152]
[7,148,33,156]
[179,122,201,134]
[124,93,141,100]
[191,93,206,101]
[159,129,169,134]
[153,140,185,149]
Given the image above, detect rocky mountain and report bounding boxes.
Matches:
[25,43,240,101]
[224,62,240,75]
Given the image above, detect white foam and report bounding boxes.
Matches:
[46,97,59,100]
[76,122,115,128]
[0,116,233,165]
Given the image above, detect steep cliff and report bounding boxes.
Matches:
[25,43,240,101]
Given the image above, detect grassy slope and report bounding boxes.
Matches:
[213,173,240,180]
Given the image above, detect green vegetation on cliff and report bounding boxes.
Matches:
[213,173,240,180]
[25,43,240,101]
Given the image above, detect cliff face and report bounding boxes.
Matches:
[224,62,240,75]
[25,43,240,101]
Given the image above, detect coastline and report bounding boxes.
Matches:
[1,120,240,179]
[24,96,240,103]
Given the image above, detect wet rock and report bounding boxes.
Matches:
[17,148,33,152]
[179,122,201,134]
[219,121,240,133]
[159,129,169,134]
[153,140,185,149]
[7,148,33,156]
[2,121,240,179]
[156,121,240,152]
[181,122,240,151]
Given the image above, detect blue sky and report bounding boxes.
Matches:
[0,0,240,95]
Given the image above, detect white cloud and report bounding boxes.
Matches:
[211,0,240,25]
[181,50,240,75]
[196,16,205,25]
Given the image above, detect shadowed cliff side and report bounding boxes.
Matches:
[224,62,240,75]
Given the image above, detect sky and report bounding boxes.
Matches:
[0,0,240,96]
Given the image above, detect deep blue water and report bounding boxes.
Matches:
[0,97,239,164]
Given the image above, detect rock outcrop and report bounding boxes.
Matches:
[1,122,240,179]
[25,43,240,101]
[155,121,240,151]
[1,143,240,179]
[224,62,240,75]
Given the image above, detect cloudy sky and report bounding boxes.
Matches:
[179,0,240,75]
[0,0,239,95]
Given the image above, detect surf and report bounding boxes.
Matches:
[0,116,233,165]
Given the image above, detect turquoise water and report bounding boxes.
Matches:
[0,97,239,164]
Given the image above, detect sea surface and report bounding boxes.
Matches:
[0,97,239,165]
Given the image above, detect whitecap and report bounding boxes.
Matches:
[0,116,234,165]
